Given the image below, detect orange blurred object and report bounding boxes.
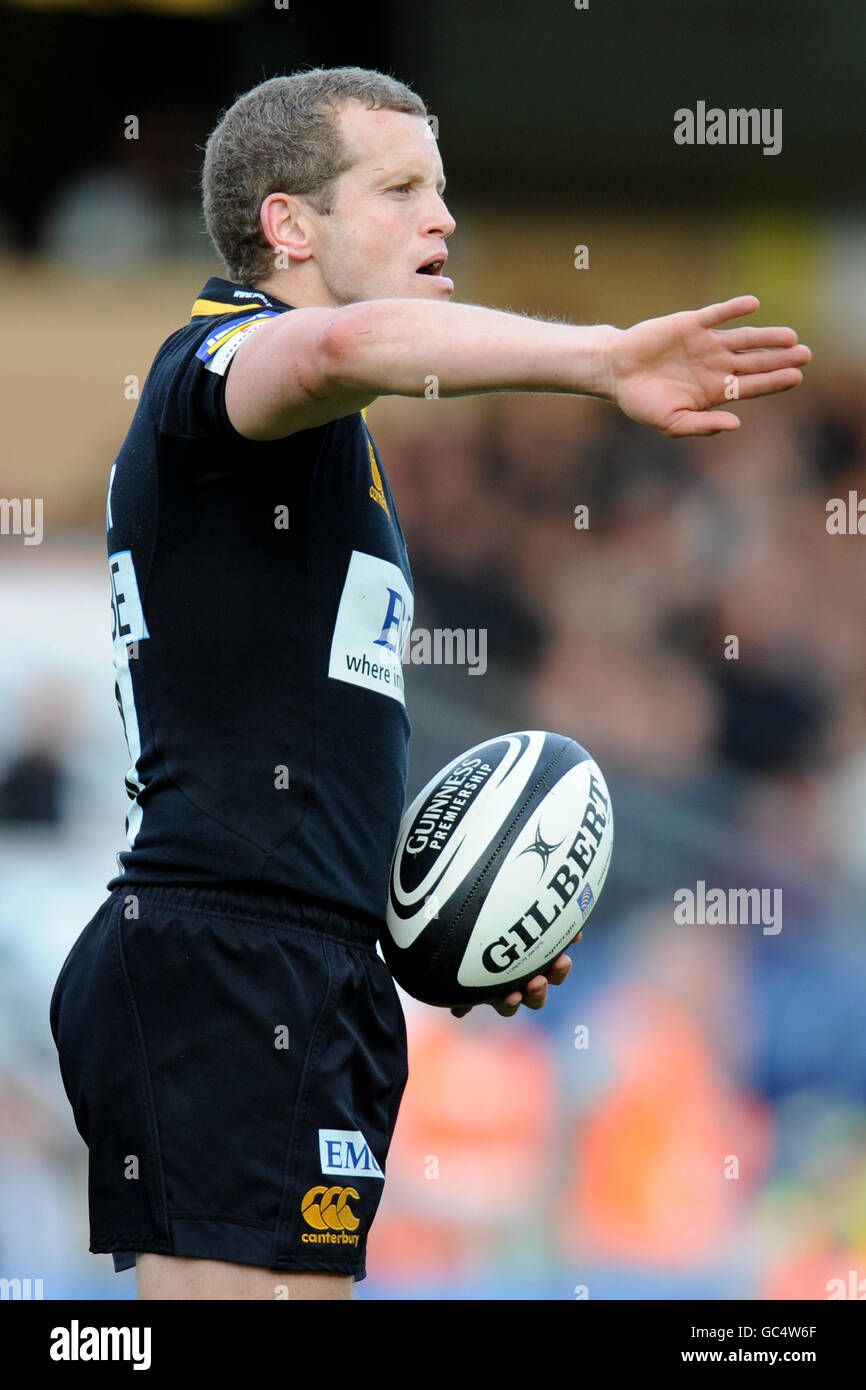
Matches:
[366,1012,557,1279]
[560,982,774,1266]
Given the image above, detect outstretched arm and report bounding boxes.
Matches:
[225,292,810,440]
[329,292,809,436]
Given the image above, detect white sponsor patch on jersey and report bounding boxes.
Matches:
[318,1129,384,1180]
[328,549,413,706]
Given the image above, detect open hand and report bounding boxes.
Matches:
[604,295,811,437]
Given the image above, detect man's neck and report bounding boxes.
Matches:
[253,271,339,310]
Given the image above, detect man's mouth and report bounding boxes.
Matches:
[416,255,447,276]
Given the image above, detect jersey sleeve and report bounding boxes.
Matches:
[154,310,280,442]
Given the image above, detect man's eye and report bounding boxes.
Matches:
[389,184,411,194]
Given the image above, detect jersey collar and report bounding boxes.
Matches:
[190,276,294,320]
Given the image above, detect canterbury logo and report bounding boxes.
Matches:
[367,438,390,516]
[301,1185,360,1233]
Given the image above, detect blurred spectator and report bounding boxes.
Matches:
[39,100,207,268]
[0,681,74,826]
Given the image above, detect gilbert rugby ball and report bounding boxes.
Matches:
[384,730,614,1007]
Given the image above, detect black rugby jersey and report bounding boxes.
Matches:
[105,276,414,926]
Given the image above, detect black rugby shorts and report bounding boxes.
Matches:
[49,883,409,1279]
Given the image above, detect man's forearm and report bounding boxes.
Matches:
[324,299,618,402]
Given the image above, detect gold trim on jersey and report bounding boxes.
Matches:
[366,436,390,517]
[190,297,267,319]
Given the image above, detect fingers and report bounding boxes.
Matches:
[450,990,524,1019]
[663,345,808,435]
[730,366,805,400]
[492,978,545,1014]
[697,295,759,328]
[545,954,573,987]
[449,973,559,1017]
[451,938,582,1019]
[509,977,548,1011]
[494,990,525,1017]
[729,345,811,375]
[520,977,550,1010]
[666,409,743,437]
[721,326,799,351]
[664,373,803,434]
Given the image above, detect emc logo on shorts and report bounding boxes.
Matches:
[318,1128,384,1180]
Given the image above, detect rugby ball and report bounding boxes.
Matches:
[384,730,613,1007]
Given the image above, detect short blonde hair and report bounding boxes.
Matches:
[201,66,428,285]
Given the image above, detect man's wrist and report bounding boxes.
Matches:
[590,324,623,404]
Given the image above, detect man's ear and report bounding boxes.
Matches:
[259,191,315,268]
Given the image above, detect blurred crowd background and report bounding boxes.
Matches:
[1,0,865,1299]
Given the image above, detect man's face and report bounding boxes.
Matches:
[306,100,456,305]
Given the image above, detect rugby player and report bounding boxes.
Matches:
[49,66,810,1302]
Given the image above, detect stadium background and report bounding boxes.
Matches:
[1,0,865,1300]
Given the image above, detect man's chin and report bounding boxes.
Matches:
[411,272,454,295]
[349,277,455,301]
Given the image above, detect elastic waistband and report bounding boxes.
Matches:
[108,882,383,950]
